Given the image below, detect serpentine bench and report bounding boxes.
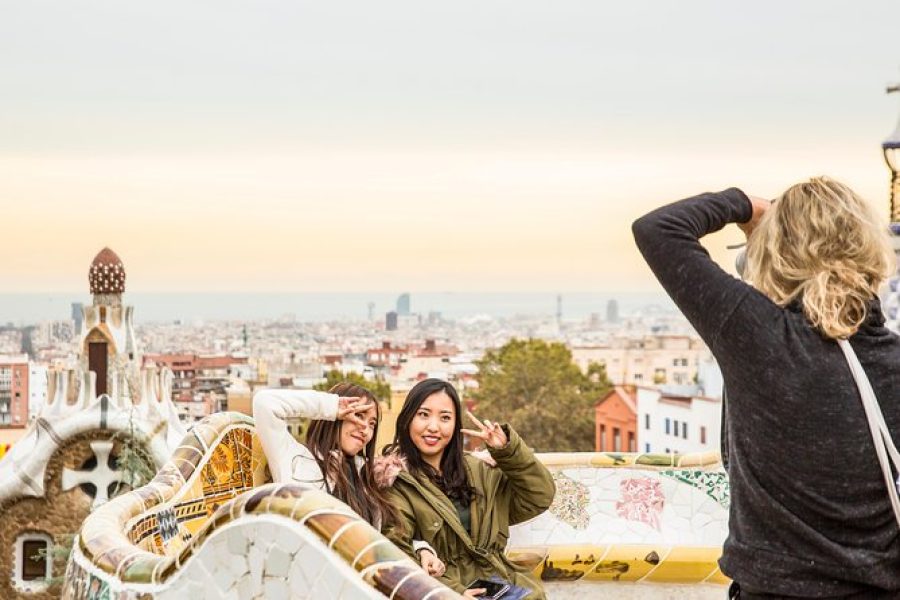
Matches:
[62,412,729,599]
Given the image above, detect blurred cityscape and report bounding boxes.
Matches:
[0,249,724,460]
[0,249,731,598]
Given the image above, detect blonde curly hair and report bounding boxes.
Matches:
[744,176,895,339]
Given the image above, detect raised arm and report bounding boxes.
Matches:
[488,425,556,525]
[252,388,338,483]
[464,414,555,524]
[632,188,768,350]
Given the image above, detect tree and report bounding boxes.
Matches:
[471,338,611,452]
[314,370,391,403]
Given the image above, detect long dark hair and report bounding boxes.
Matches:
[306,382,398,527]
[388,378,475,505]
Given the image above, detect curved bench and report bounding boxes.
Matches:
[62,412,459,599]
[62,412,729,598]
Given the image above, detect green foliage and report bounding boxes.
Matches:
[472,338,611,452]
[110,409,156,496]
[32,534,74,587]
[315,370,391,403]
[112,433,155,492]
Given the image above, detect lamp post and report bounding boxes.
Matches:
[882,82,900,331]
[884,83,900,222]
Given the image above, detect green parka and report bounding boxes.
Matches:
[384,425,555,598]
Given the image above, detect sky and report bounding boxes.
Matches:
[1,1,900,293]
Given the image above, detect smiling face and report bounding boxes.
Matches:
[408,390,457,470]
[339,400,378,457]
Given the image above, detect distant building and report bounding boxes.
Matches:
[28,363,47,420]
[385,311,398,331]
[606,299,619,324]
[0,355,30,427]
[696,356,724,398]
[395,339,460,382]
[366,341,408,377]
[71,302,84,335]
[142,353,249,423]
[595,383,722,455]
[571,334,708,386]
[594,386,638,453]
[397,314,420,330]
[321,353,343,368]
[635,386,721,455]
[224,378,253,418]
[396,293,411,316]
[32,321,74,347]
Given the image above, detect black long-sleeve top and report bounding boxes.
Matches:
[633,188,900,596]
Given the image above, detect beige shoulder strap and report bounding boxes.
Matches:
[838,339,900,526]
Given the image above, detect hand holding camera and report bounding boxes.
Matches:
[737,195,772,239]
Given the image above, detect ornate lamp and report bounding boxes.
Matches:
[882,83,900,331]
[884,83,900,223]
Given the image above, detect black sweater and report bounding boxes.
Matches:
[633,189,900,597]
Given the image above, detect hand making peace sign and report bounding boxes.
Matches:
[337,396,371,429]
[461,410,508,449]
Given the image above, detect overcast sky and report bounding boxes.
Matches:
[2,1,899,292]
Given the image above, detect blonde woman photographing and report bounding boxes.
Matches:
[634,178,900,598]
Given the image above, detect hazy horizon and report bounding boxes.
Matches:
[0,291,676,325]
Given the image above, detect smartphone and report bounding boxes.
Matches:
[465,579,509,599]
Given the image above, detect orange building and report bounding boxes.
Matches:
[594,385,638,453]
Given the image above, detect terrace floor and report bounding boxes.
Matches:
[545,582,726,599]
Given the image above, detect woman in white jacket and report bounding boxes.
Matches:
[253,381,444,576]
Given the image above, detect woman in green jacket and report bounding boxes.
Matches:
[382,378,555,599]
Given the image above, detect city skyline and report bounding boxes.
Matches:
[0,290,677,325]
[2,1,900,293]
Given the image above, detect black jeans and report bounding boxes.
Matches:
[728,582,899,599]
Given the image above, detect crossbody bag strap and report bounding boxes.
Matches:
[837,339,900,527]
[838,340,900,467]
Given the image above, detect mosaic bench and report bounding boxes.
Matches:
[62,412,460,599]
[510,452,729,595]
[62,412,730,598]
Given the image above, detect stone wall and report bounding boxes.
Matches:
[0,432,124,599]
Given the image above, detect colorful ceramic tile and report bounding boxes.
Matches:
[616,477,666,530]
[549,472,591,530]
[662,469,730,509]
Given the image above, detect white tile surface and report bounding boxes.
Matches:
[266,545,292,579]
[263,576,291,600]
